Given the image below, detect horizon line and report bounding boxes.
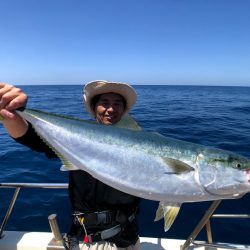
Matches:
[15,83,250,87]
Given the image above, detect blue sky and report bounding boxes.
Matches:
[1,0,250,86]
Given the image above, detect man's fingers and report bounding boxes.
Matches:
[0,109,16,119]
[0,84,16,109]
[0,84,13,97]
[0,91,19,109]
[0,87,27,110]
[5,93,28,110]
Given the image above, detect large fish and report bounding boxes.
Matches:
[1,109,250,231]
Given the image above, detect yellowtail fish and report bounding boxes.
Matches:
[1,109,250,231]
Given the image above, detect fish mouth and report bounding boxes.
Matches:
[245,169,250,183]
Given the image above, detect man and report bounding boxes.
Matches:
[0,80,140,250]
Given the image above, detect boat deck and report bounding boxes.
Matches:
[1,231,249,250]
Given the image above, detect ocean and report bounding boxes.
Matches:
[0,85,250,244]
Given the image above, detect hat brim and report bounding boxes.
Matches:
[83,80,137,117]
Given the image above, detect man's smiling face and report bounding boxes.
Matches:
[94,93,125,125]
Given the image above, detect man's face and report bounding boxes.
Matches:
[94,93,125,125]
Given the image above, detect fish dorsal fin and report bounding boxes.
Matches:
[162,157,194,174]
[154,202,181,232]
[114,115,142,131]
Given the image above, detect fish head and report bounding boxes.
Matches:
[196,149,250,198]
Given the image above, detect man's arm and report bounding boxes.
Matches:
[0,82,57,158]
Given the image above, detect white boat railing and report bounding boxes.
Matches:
[181,199,250,250]
[0,182,68,239]
[0,183,249,250]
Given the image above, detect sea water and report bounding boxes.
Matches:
[0,85,249,244]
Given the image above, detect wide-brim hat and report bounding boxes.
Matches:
[83,80,137,117]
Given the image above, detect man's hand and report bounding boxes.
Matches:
[0,83,28,119]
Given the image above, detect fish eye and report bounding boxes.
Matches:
[236,163,241,169]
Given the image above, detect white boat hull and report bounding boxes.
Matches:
[0,231,249,250]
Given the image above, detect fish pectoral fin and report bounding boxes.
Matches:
[162,157,194,174]
[154,203,181,232]
[114,115,142,131]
